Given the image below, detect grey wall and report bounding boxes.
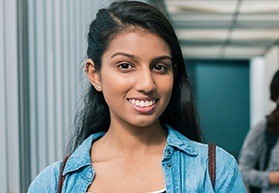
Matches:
[0,0,21,192]
[0,0,107,192]
[27,0,106,190]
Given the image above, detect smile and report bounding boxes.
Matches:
[128,99,157,107]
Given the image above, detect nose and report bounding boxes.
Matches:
[135,68,156,93]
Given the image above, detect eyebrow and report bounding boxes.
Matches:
[111,52,172,62]
[111,52,136,59]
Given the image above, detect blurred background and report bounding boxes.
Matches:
[0,0,278,192]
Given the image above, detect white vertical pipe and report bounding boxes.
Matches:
[0,0,8,191]
[65,0,73,151]
[250,57,266,127]
[4,0,21,191]
[50,0,59,162]
[264,46,279,113]
[45,0,55,164]
[54,0,63,160]
[28,0,38,180]
[35,0,48,171]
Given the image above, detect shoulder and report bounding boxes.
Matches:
[197,143,245,191]
[214,145,239,173]
[206,144,245,191]
[168,128,238,168]
[241,120,266,151]
[185,141,245,191]
[193,142,238,169]
[193,141,237,166]
[166,128,245,191]
[166,125,241,176]
[27,161,61,193]
[250,120,266,135]
[166,126,237,164]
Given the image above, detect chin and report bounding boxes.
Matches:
[129,118,159,128]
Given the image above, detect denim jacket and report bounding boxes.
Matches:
[28,126,246,192]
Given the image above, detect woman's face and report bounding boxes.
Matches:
[90,29,174,128]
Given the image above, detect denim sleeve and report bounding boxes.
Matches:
[27,161,61,193]
[215,147,246,193]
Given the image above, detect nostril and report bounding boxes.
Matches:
[135,79,156,93]
[134,69,158,93]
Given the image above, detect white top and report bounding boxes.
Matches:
[87,188,166,193]
[148,188,166,193]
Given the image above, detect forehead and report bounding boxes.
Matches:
[103,27,171,58]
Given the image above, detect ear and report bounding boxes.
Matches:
[85,59,102,91]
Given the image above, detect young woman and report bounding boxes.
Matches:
[239,69,279,193]
[28,1,245,192]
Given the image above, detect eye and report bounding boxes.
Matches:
[117,63,133,70]
[152,64,168,73]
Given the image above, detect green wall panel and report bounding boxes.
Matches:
[188,60,250,158]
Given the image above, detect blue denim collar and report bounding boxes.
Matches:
[63,132,105,175]
[63,126,198,175]
[165,125,198,156]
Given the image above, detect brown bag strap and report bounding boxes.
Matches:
[208,143,216,191]
[57,155,71,193]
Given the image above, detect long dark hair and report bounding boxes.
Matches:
[270,69,279,102]
[68,1,201,152]
[267,69,279,135]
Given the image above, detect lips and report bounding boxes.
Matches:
[127,98,158,114]
[128,99,156,107]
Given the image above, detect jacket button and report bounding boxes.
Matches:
[167,163,172,168]
[166,149,172,156]
[187,145,193,151]
[86,172,92,179]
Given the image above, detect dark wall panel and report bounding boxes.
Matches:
[188,60,250,158]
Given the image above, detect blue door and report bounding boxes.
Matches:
[187,60,250,158]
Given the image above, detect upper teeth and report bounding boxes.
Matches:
[129,99,156,107]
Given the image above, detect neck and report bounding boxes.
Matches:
[101,120,167,157]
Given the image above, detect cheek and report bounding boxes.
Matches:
[101,75,130,99]
[156,76,174,96]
